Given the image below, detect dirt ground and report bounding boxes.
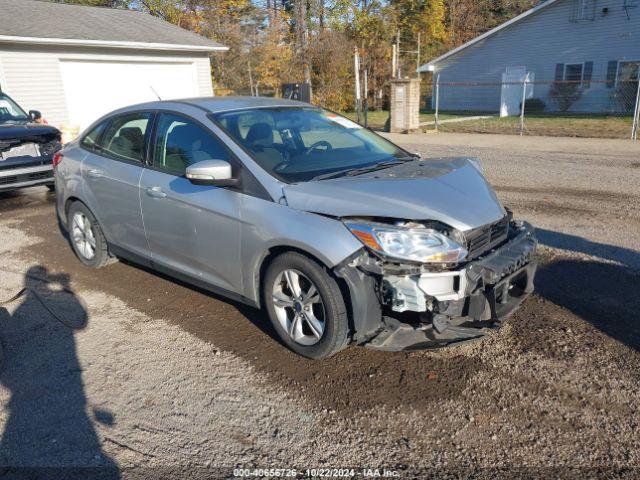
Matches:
[0,132,639,479]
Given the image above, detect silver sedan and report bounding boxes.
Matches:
[54,97,536,359]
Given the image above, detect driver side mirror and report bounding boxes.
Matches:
[186,160,239,187]
[29,110,42,122]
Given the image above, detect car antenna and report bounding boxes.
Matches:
[150,86,162,100]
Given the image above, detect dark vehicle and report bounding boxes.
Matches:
[0,92,61,192]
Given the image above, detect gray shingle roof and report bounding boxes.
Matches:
[0,0,226,51]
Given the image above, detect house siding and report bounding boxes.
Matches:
[430,0,640,113]
[0,44,213,128]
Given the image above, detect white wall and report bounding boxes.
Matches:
[0,44,213,129]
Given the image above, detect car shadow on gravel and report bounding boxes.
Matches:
[537,228,640,271]
[534,236,640,352]
[0,266,119,478]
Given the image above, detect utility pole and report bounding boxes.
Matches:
[395,29,401,79]
[295,0,312,101]
[392,44,397,79]
[416,32,421,72]
[354,47,361,124]
[363,68,368,128]
[248,59,254,96]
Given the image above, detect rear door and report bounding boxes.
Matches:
[139,112,243,293]
[81,112,152,259]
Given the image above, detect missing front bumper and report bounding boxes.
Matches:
[363,222,537,351]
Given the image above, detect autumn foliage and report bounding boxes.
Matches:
[56,0,537,111]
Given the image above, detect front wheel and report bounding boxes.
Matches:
[263,252,350,359]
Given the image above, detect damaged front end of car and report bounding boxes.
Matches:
[334,213,537,351]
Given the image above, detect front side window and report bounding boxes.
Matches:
[213,107,410,183]
[0,94,29,124]
[100,113,151,162]
[153,113,231,176]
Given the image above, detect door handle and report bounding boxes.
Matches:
[146,186,167,198]
[87,168,103,178]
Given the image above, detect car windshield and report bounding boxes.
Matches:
[212,107,412,183]
[0,94,29,124]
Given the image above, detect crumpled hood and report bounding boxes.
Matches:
[282,157,506,232]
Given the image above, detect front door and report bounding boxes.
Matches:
[82,112,151,258]
[140,112,243,293]
[500,66,533,117]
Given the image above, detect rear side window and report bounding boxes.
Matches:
[100,113,151,162]
[80,122,107,151]
[153,113,231,175]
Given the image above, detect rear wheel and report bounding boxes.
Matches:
[67,202,112,268]
[263,252,350,359]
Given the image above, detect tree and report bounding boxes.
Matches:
[51,0,543,111]
[445,0,536,47]
[47,0,130,6]
[391,0,447,70]
[548,81,583,112]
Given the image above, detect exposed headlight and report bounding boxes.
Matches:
[345,222,468,264]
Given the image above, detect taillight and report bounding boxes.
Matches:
[52,151,63,168]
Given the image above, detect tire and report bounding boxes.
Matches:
[263,252,350,359]
[67,202,113,268]
[46,184,55,192]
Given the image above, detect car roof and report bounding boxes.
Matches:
[116,96,315,115]
[184,96,314,113]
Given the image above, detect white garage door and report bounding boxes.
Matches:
[59,60,199,131]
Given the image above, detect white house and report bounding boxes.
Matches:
[0,0,227,134]
[419,0,640,115]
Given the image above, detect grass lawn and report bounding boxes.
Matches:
[340,110,635,139]
[439,114,634,139]
[341,110,457,130]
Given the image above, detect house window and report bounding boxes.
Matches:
[617,61,640,83]
[571,0,596,21]
[565,64,584,82]
[555,62,593,87]
[613,61,639,111]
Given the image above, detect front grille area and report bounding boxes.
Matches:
[466,216,510,259]
[28,171,52,181]
[0,169,52,187]
[0,176,18,185]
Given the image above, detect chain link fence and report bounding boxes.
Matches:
[425,78,640,140]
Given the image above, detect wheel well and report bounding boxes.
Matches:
[257,246,355,336]
[64,196,82,216]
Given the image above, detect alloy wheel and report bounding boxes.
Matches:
[71,212,96,260]
[272,269,326,346]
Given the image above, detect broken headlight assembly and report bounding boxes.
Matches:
[344,221,468,264]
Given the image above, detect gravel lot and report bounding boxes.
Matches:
[0,132,639,478]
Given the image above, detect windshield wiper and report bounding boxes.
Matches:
[311,156,417,181]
